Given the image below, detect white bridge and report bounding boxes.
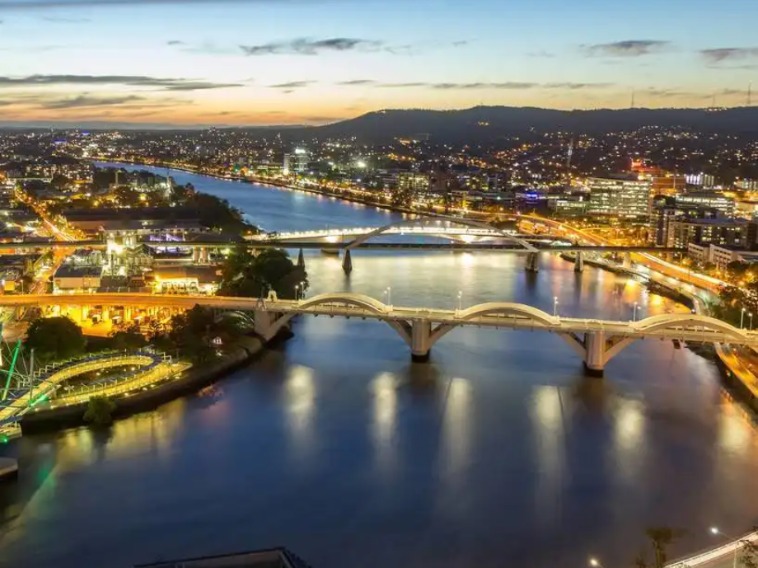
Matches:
[2,293,755,376]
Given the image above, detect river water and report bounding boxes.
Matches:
[0,165,756,568]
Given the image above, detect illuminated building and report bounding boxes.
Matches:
[283,148,309,175]
[668,218,749,249]
[675,191,735,218]
[586,175,652,220]
[396,172,430,194]
[685,172,716,188]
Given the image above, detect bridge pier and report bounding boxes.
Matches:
[253,309,278,341]
[583,331,606,377]
[525,252,540,273]
[342,249,353,274]
[574,251,584,273]
[410,319,432,362]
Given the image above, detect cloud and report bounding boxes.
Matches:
[41,15,90,22]
[38,94,146,109]
[582,40,669,57]
[527,50,555,58]
[0,0,282,8]
[269,81,315,89]
[337,79,376,86]
[167,40,184,46]
[0,74,242,91]
[368,81,612,90]
[700,47,758,63]
[241,37,380,56]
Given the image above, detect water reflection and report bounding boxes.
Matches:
[439,378,473,479]
[284,365,316,456]
[371,372,398,473]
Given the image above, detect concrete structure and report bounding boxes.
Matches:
[135,547,312,568]
[1,293,756,377]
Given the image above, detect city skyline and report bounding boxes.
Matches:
[0,0,757,126]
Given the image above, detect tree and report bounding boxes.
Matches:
[633,527,685,568]
[84,396,116,427]
[25,317,85,362]
[741,533,758,568]
[109,323,147,351]
[219,246,307,299]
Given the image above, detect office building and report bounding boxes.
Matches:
[586,175,652,219]
[283,148,309,175]
[676,191,735,218]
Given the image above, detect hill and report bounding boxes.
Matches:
[260,106,758,145]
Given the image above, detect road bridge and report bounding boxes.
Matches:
[0,292,752,376]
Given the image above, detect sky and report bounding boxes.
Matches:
[0,0,756,126]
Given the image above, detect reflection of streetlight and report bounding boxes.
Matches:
[709,527,739,568]
[553,296,559,317]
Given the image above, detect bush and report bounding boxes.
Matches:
[83,396,116,427]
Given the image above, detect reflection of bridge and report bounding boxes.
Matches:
[1,293,754,376]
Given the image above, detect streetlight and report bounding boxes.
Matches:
[457,290,463,311]
[300,281,306,299]
[294,284,300,300]
[553,296,559,317]
[709,527,739,568]
[741,307,746,329]
[589,557,603,568]
[633,302,641,322]
[384,286,392,306]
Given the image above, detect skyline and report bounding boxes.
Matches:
[0,0,757,126]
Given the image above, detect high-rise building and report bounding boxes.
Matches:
[586,175,652,219]
[283,148,309,175]
[685,172,716,188]
[396,172,430,194]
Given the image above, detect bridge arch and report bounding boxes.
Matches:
[633,313,747,341]
[262,292,408,341]
[456,302,558,327]
[344,216,537,252]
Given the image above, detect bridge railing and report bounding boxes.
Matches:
[665,530,758,567]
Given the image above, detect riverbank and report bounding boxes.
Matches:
[19,336,264,434]
[93,157,431,220]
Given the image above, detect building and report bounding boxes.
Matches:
[676,191,735,218]
[668,218,749,249]
[283,148,309,175]
[687,243,758,270]
[396,172,430,194]
[53,265,102,292]
[62,207,202,236]
[586,175,652,219]
[150,265,219,294]
[685,172,716,188]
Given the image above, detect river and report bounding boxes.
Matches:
[0,165,756,568]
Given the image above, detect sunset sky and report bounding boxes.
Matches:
[0,0,756,126]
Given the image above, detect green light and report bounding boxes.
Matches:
[0,435,8,444]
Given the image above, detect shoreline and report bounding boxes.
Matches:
[92,157,432,220]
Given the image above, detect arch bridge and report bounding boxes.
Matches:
[1,293,755,377]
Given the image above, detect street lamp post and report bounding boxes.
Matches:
[385,286,392,307]
[709,527,739,568]
[750,313,754,331]
[741,307,746,329]
[294,284,300,300]
[633,302,640,322]
[457,290,463,311]
[553,296,559,317]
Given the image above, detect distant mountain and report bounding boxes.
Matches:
[261,106,758,145]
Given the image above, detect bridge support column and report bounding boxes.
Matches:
[253,310,277,341]
[192,248,200,263]
[297,248,305,269]
[583,331,607,377]
[574,251,584,273]
[410,319,432,362]
[525,252,540,273]
[342,249,353,274]
[199,247,209,264]
[622,252,631,268]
